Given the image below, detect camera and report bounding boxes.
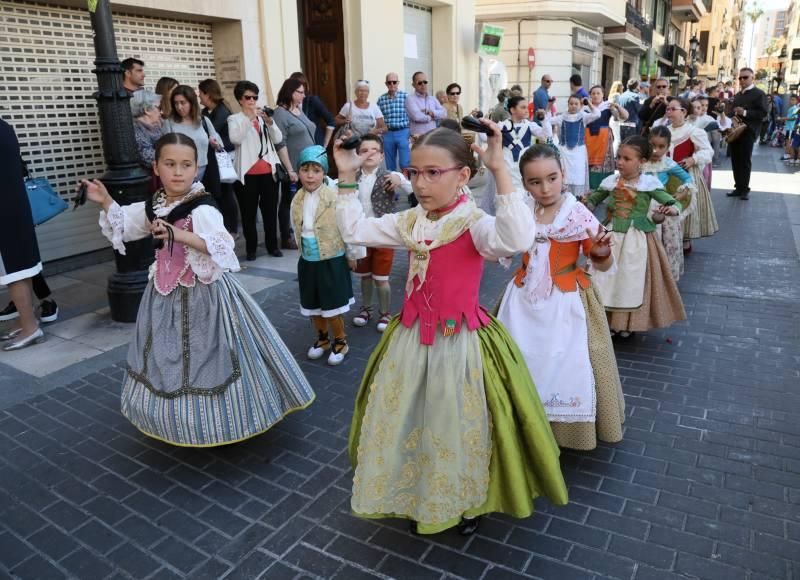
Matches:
[262,106,275,117]
[473,110,484,119]
[582,98,590,106]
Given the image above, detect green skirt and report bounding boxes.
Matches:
[348,315,569,534]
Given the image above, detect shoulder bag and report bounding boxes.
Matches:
[724,115,747,144]
[22,160,68,226]
[202,117,237,184]
[261,116,289,182]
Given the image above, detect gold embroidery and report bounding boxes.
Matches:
[404,427,421,450]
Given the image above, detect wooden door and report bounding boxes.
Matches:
[299,0,347,119]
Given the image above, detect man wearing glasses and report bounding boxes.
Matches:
[405,71,445,139]
[532,75,553,124]
[639,78,671,134]
[727,68,768,200]
[377,72,411,174]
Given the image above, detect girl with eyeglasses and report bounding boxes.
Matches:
[334,122,568,537]
[662,97,718,253]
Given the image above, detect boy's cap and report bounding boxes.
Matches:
[298,145,329,173]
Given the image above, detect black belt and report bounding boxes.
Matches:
[388,126,409,131]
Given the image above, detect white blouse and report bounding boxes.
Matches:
[99,196,240,285]
[336,189,535,261]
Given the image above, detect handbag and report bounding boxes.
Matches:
[725,115,747,144]
[260,116,290,181]
[215,149,237,183]
[25,175,68,226]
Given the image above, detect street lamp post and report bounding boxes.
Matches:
[87,0,153,322]
[689,35,699,81]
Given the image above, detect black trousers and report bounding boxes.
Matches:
[215,182,239,234]
[234,173,280,254]
[32,273,51,301]
[729,129,756,193]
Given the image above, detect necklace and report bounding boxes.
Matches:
[426,194,463,221]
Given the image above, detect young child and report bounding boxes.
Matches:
[689,97,719,189]
[779,94,799,165]
[350,134,413,332]
[496,144,625,451]
[81,133,314,447]
[585,136,686,337]
[644,126,697,282]
[291,145,365,365]
[499,95,552,189]
[546,96,600,197]
[335,124,568,536]
[662,97,716,253]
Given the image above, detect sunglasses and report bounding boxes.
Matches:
[666,107,684,111]
[738,76,751,80]
[416,80,428,85]
[448,92,461,96]
[386,80,398,85]
[242,95,258,101]
[655,85,668,89]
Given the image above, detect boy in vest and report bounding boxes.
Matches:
[291,146,365,365]
[350,134,412,332]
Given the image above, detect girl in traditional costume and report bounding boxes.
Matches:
[644,126,697,282]
[546,96,600,198]
[663,97,717,254]
[81,133,314,447]
[336,125,568,536]
[496,144,625,450]
[585,136,686,337]
[499,95,552,190]
[585,85,629,190]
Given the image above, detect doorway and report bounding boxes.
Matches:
[298,0,347,120]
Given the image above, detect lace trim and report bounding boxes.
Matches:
[99,203,127,255]
[494,189,525,209]
[194,230,239,275]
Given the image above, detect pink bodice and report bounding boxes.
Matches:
[400,231,491,346]
[154,217,196,295]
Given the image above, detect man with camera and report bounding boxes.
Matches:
[726,68,768,200]
[639,78,671,134]
[617,79,642,139]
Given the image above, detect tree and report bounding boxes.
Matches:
[745,1,764,67]
[755,68,768,80]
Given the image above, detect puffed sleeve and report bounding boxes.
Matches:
[99,201,150,254]
[190,205,240,273]
[469,190,535,260]
[336,191,405,249]
[689,127,714,166]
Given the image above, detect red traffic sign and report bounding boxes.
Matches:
[528,47,536,70]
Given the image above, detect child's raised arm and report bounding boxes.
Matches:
[470,119,515,195]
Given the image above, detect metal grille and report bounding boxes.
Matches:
[0,1,215,261]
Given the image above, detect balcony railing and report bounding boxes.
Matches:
[626,2,653,44]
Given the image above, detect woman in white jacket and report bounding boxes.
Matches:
[228,81,296,260]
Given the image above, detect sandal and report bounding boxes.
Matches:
[307,331,330,360]
[376,312,391,333]
[327,338,349,366]
[353,306,372,327]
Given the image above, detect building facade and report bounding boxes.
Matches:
[0,0,477,262]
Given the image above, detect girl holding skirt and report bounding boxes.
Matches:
[81,133,315,447]
[585,136,687,337]
[663,98,718,253]
[497,144,625,450]
[335,124,568,536]
[644,126,698,282]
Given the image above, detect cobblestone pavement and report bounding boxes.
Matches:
[1,147,799,579]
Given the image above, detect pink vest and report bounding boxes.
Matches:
[400,231,491,346]
[154,217,196,295]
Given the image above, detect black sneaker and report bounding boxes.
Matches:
[0,302,19,321]
[39,299,59,323]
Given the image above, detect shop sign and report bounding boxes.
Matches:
[478,24,504,56]
[573,28,600,52]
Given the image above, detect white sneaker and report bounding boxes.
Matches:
[327,340,349,365]
[307,333,330,360]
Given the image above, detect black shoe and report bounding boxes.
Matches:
[245,252,257,261]
[282,238,298,250]
[409,521,419,535]
[726,190,741,197]
[740,192,749,200]
[269,249,284,257]
[0,302,19,321]
[457,516,481,536]
[39,299,58,323]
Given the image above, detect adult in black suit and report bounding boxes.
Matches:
[726,68,768,201]
[639,78,671,134]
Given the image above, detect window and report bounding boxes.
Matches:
[699,30,709,62]
[711,46,716,65]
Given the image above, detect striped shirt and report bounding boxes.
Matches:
[377,91,409,130]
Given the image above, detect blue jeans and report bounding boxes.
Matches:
[383,128,410,171]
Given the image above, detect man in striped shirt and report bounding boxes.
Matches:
[377,72,411,173]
